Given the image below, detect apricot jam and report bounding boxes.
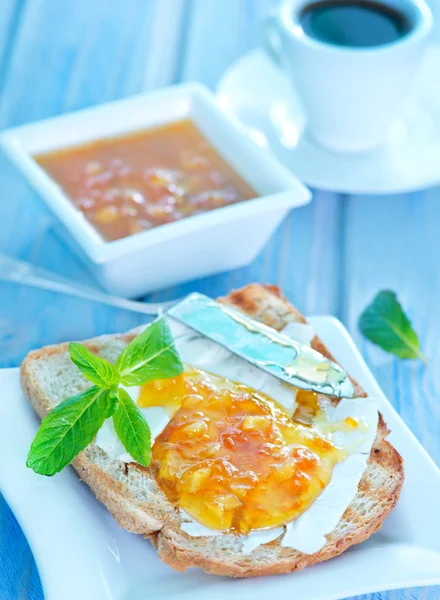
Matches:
[35,120,256,241]
[138,368,346,534]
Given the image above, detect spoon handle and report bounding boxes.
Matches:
[0,253,177,316]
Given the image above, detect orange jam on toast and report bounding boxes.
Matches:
[138,368,349,534]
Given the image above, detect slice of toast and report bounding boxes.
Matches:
[21,284,404,577]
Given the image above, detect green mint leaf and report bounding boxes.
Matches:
[69,342,119,388]
[116,317,183,386]
[113,387,151,466]
[27,386,118,476]
[358,290,426,362]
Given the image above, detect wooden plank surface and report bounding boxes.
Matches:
[343,191,440,465]
[0,1,438,599]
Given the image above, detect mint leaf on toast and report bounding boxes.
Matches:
[358,290,426,362]
[69,342,119,388]
[27,316,183,475]
[117,317,183,386]
[27,386,118,476]
[113,387,152,466]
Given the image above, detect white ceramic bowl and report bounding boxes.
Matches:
[0,83,310,298]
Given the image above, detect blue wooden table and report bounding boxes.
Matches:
[0,1,439,599]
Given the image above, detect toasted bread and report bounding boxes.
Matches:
[21,284,404,577]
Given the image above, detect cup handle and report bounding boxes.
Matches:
[262,14,284,68]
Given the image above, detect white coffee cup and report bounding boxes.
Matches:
[263,0,433,153]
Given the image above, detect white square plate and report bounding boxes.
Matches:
[1,316,439,600]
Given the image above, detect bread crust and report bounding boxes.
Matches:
[20,284,404,577]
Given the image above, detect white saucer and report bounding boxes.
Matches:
[217,46,440,194]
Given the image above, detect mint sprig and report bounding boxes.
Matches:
[27,316,183,476]
[358,290,426,362]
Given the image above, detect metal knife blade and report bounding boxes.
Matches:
[168,293,355,398]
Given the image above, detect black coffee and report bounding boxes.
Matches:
[300,1,412,48]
